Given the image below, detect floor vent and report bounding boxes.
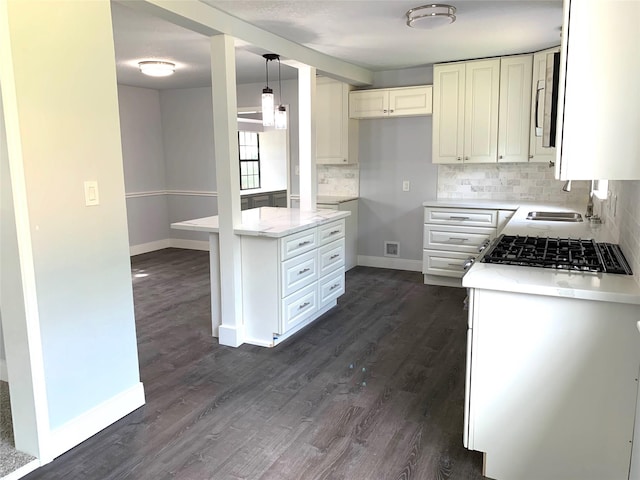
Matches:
[384,241,399,257]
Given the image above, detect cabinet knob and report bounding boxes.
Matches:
[383,109,388,113]
[499,155,504,159]
[464,156,470,161]
[528,155,534,159]
[549,160,555,168]
[457,157,462,161]
[389,109,394,113]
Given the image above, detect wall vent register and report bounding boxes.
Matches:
[480,235,632,275]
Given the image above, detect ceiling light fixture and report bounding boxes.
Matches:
[406,4,457,29]
[261,54,288,129]
[138,60,175,77]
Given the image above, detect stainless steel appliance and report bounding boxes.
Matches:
[542,51,561,148]
[480,234,633,275]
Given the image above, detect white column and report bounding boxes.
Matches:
[297,64,317,211]
[210,34,244,347]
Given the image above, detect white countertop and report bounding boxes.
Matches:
[171,207,350,238]
[424,199,640,304]
[317,195,359,205]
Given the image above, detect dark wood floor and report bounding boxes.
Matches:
[24,248,483,480]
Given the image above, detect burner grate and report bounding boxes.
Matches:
[481,235,632,275]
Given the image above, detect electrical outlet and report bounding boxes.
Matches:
[402,180,410,192]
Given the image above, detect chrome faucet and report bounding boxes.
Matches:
[585,180,594,219]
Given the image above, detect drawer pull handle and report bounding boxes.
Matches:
[297,240,311,247]
[298,267,311,275]
[447,263,466,270]
[448,237,469,242]
[449,216,470,221]
[329,230,341,235]
[329,283,340,291]
[298,301,310,310]
[329,254,340,260]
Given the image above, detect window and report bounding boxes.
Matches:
[238,131,260,190]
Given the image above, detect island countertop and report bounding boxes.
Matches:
[171,207,350,238]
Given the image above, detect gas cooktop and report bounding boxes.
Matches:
[480,235,633,275]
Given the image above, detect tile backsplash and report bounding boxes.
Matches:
[437,163,590,204]
[596,180,640,285]
[317,164,359,197]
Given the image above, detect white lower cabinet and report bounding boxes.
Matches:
[465,288,640,480]
[422,206,513,287]
[242,219,346,346]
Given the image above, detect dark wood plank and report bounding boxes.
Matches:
[24,248,483,480]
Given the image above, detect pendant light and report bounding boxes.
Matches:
[274,56,287,130]
[261,54,277,127]
[261,53,287,129]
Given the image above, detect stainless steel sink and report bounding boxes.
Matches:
[526,211,583,222]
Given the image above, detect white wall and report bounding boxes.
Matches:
[357,67,438,267]
[0,317,5,381]
[160,87,218,243]
[1,0,143,447]
[118,85,170,249]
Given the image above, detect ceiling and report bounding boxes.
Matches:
[111,0,563,90]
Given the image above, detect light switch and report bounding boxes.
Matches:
[402,180,410,192]
[84,180,100,206]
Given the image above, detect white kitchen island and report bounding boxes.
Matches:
[172,207,350,347]
[462,205,640,480]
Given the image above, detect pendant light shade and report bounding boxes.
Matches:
[275,105,287,130]
[262,87,275,126]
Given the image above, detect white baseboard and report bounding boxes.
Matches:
[1,458,40,480]
[0,358,7,382]
[129,239,171,256]
[130,238,209,256]
[169,239,209,251]
[357,255,422,272]
[43,382,145,463]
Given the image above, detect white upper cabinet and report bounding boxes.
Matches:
[316,76,359,165]
[498,55,533,163]
[464,59,501,163]
[433,63,465,164]
[349,85,432,119]
[432,59,500,164]
[529,47,559,164]
[556,0,640,180]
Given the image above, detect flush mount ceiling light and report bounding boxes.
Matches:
[406,4,457,29]
[138,60,175,77]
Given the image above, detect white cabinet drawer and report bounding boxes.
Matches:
[280,282,317,334]
[318,238,345,276]
[280,228,317,260]
[281,249,318,298]
[318,219,345,245]
[424,207,498,227]
[424,224,496,253]
[318,268,345,308]
[423,249,475,278]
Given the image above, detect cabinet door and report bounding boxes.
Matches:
[317,77,353,164]
[432,63,465,164]
[529,48,559,164]
[388,86,432,117]
[464,59,500,163]
[557,0,640,180]
[498,55,532,163]
[349,89,388,118]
